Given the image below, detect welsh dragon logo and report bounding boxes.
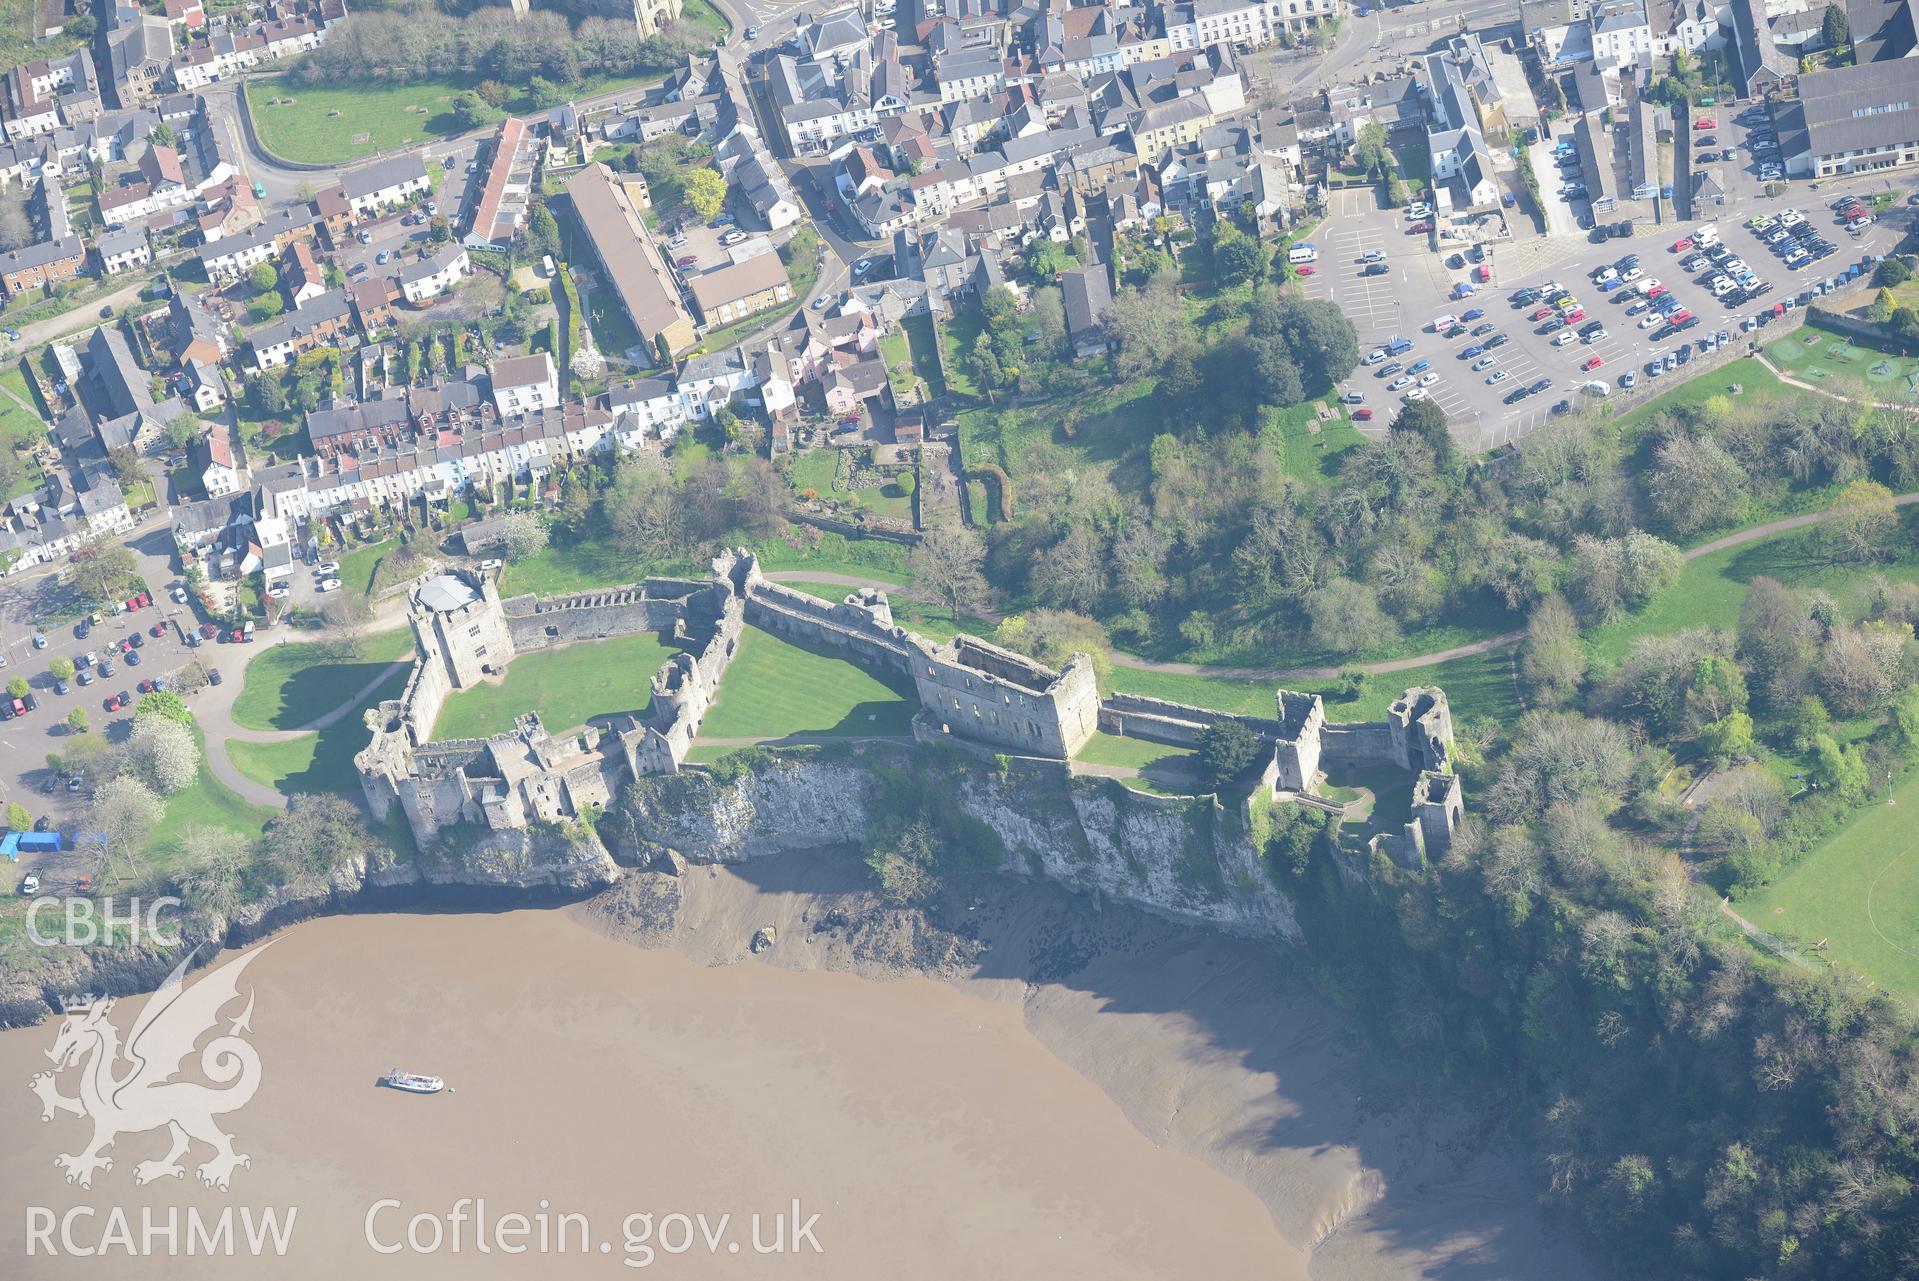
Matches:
[29,943,271,1191]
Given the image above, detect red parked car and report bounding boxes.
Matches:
[148,623,165,637]
[1531,306,1555,321]
[1671,238,1692,252]
[1580,355,1603,372]
[1352,408,1373,421]
[1297,265,1315,275]
[1694,117,1716,130]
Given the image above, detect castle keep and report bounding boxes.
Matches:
[357,550,1462,860]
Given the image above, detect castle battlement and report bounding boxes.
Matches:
[355,550,1463,852]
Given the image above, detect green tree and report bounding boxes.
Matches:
[682,167,727,221]
[6,676,26,699]
[451,91,498,131]
[1821,2,1849,48]
[1212,224,1264,287]
[1809,732,1870,802]
[474,79,510,108]
[248,293,285,322]
[149,122,176,149]
[4,800,27,831]
[1197,719,1263,790]
[1869,288,1897,323]
[66,707,88,733]
[134,689,194,727]
[71,545,136,610]
[50,656,74,682]
[1698,710,1755,760]
[524,201,561,257]
[246,262,278,294]
[1391,397,1454,469]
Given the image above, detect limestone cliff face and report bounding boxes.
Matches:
[0,830,620,1029]
[613,749,1298,941]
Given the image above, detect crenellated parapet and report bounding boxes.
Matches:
[355,549,1463,854]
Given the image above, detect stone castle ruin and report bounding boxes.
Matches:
[357,550,1463,861]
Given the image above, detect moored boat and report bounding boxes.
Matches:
[381,1068,446,1094]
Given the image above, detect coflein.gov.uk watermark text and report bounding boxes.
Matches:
[365,1198,825,1269]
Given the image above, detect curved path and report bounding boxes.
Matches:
[195,487,1919,808]
[780,492,1919,683]
[196,639,415,810]
[1755,352,1919,413]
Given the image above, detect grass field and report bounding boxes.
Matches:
[149,728,280,857]
[336,538,397,598]
[901,314,946,398]
[502,525,912,597]
[432,632,681,740]
[1106,647,1523,727]
[247,70,660,165]
[1582,521,1919,669]
[230,664,412,797]
[694,628,916,741]
[231,627,414,732]
[775,579,990,643]
[1766,319,1919,403]
[1744,768,1919,997]
[0,363,47,498]
[1074,731,1200,797]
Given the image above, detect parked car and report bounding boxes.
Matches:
[317,560,340,574]
[209,669,223,686]
[318,578,342,592]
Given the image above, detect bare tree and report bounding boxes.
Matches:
[907,525,990,620]
[174,826,254,921]
[88,776,164,879]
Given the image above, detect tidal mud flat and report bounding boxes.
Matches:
[0,845,1591,1279]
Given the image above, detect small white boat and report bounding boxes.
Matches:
[381,1068,446,1094]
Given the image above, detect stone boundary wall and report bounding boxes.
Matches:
[1098,691,1281,748]
[1320,722,1399,767]
[742,578,919,677]
[504,581,712,652]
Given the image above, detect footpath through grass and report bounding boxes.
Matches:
[695,628,915,740]
[230,663,413,797]
[432,632,681,740]
[1744,768,1919,998]
[231,627,414,732]
[246,70,662,165]
[1583,522,1919,670]
[150,727,280,858]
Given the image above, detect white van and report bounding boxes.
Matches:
[1287,244,1318,264]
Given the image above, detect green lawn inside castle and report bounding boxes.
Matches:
[350,551,1465,872]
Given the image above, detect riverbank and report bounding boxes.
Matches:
[578,845,1599,1281]
[0,849,1593,1280]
